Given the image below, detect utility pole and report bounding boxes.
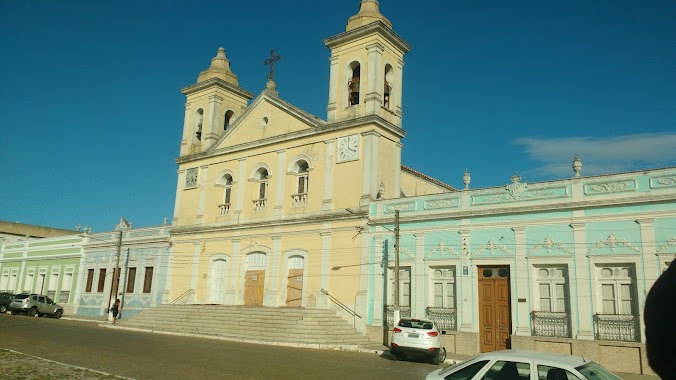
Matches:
[394,209,400,324]
[107,218,130,314]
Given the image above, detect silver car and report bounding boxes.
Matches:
[10,293,64,318]
[426,350,621,380]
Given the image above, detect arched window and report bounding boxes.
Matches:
[219,174,233,215]
[254,168,269,212]
[223,110,234,130]
[291,160,309,207]
[348,62,361,106]
[194,108,204,141]
[384,64,393,108]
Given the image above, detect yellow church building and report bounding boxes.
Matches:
[168,0,452,323]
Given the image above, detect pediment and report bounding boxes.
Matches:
[208,93,326,152]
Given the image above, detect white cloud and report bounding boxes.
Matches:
[513,133,676,178]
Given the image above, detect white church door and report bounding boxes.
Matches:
[209,259,228,304]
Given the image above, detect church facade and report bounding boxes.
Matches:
[168,1,448,312]
[366,163,676,374]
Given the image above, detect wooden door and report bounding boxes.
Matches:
[286,269,303,307]
[244,270,265,306]
[478,266,511,352]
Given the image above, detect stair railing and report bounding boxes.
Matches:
[320,288,361,321]
[169,289,194,305]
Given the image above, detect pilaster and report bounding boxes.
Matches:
[393,142,402,197]
[512,226,530,335]
[274,150,286,216]
[190,241,201,303]
[636,218,656,342]
[458,226,474,332]
[195,165,209,224]
[571,221,594,339]
[203,95,223,149]
[395,59,404,119]
[264,235,282,306]
[225,238,240,304]
[364,43,384,116]
[322,139,335,211]
[179,102,191,156]
[172,169,184,224]
[317,229,332,308]
[235,158,247,223]
[327,56,339,122]
[414,233,425,318]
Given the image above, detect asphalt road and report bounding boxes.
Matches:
[0,313,436,379]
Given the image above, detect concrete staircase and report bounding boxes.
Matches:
[109,304,376,350]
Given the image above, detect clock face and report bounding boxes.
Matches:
[185,168,198,188]
[337,134,359,163]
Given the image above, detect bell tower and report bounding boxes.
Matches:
[323,0,410,127]
[179,48,254,156]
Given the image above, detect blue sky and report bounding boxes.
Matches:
[1,0,674,232]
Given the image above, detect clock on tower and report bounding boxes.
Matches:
[337,134,360,163]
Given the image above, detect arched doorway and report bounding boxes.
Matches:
[208,259,228,304]
[286,256,304,307]
[244,253,266,306]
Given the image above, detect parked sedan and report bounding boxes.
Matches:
[426,350,621,380]
[0,292,14,313]
[10,293,64,318]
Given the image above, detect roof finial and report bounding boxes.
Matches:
[197,47,239,85]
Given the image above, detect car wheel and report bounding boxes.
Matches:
[390,352,398,361]
[54,310,62,319]
[432,347,446,365]
[37,313,44,317]
[0,305,6,313]
[28,307,37,317]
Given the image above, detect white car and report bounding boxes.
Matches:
[390,317,447,365]
[426,350,621,380]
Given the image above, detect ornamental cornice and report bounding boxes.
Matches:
[323,21,411,54]
[176,114,404,165]
[181,78,255,99]
[473,240,513,256]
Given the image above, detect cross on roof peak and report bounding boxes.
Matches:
[264,49,281,81]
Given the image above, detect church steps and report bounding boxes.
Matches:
[112,305,373,347]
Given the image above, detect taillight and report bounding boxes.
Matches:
[427,331,439,337]
[393,327,402,333]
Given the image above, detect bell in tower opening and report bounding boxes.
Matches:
[348,64,361,106]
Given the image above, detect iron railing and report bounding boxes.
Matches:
[531,311,571,338]
[320,289,361,319]
[385,305,411,326]
[169,289,194,305]
[593,313,641,342]
[425,307,457,331]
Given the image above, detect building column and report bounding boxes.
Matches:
[321,139,335,211]
[512,227,530,335]
[364,43,384,115]
[571,221,594,339]
[274,150,286,216]
[327,56,339,122]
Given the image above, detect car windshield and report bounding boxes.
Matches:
[576,362,621,380]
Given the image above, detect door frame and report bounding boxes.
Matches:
[477,265,512,353]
